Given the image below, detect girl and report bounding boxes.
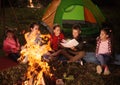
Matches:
[43,24,65,61]
[47,24,85,63]
[25,22,40,45]
[3,29,20,62]
[96,28,112,75]
[18,22,40,63]
[50,24,65,51]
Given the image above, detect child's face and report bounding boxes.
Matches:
[72,29,80,38]
[31,25,39,33]
[100,30,108,40]
[7,32,14,38]
[53,27,61,36]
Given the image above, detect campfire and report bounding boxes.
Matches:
[19,34,52,85]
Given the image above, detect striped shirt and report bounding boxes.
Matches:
[98,40,109,54]
[96,37,111,55]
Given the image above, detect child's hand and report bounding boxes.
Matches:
[21,46,25,50]
[70,46,77,51]
[62,39,67,43]
[46,52,51,56]
[49,50,55,53]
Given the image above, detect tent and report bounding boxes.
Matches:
[42,0,105,35]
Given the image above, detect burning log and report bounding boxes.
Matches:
[23,72,45,85]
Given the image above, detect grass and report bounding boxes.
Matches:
[0,62,120,85]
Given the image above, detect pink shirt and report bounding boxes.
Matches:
[98,40,109,54]
[3,38,20,55]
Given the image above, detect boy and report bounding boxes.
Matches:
[61,24,85,63]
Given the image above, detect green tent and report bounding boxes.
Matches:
[42,0,105,36]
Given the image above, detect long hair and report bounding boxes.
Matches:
[101,28,112,38]
[29,22,39,32]
[101,27,114,57]
[96,27,114,57]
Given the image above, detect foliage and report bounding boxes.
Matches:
[50,61,120,85]
[0,64,27,84]
[0,62,120,85]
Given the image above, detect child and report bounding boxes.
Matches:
[3,29,20,62]
[60,24,85,63]
[18,22,40,63]
[96,28,112,75]
[50,24,65,51]
[25,22,40,46]
[44,24,65,61]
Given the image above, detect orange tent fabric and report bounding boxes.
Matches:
[84,7,96,23]
[42,0,61,29]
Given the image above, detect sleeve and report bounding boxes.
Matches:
[108,38,112,55]
[74,37,84,51]
[59,33,65,43]
[49,35,53,47]
[95,37,100,54]
[61,33,65,40]
[75,41,84,51]
[16,39,20,51]
[3,40,12,54]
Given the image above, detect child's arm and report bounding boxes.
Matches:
[70,46,77,51]
[3,40,12,54]
[75,41,84,51]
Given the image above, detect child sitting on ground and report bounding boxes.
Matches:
[49,24,85,64]
[18,22,41,63]
[96,28,113,75]
[43,24,65,61]
[3,29,20,62]
[60,24,85,63]
[24,22,40,46]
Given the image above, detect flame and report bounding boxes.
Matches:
[20,32,52,85]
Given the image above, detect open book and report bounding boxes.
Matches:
[60,39,79,48]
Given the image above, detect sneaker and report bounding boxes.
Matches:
[103,66,111,75]
[75,60,84,65]
[96,65,102,74]
[80,60,83,65]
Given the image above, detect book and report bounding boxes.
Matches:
[60,39,79,48]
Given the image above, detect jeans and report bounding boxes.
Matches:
[83,52,99,64]
[96,54,110,65]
